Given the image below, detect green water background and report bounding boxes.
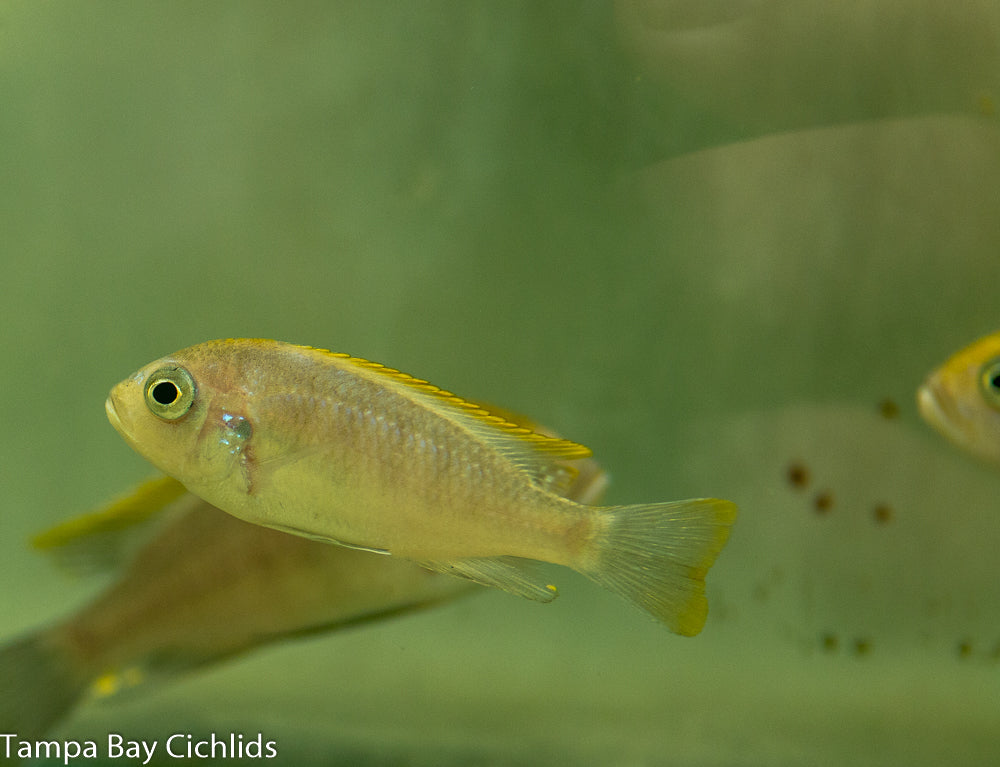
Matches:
[2,2,999,764]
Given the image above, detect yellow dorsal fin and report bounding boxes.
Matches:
[295,344,593,460]
[32,475,187,552]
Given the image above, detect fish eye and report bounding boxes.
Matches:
[979,358,1000,410]
[143,366,196,420]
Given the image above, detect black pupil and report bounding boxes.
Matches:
[151,380,180,405]
[992,373,1000,391]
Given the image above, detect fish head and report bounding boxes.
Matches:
[917,331,1000,467]
[106,343,258,497]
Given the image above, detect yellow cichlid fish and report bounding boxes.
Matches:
[1,424,608,741]
[918,330,1000,467]
[105,339,736,636]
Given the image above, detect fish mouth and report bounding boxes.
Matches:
[916,377,966,446]
[105,394,121,428]
[916,381,947,431]
[105,391,130,439]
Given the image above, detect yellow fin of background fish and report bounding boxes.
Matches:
[31,476,187,573]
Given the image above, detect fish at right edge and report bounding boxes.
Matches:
[918,330,1000,467]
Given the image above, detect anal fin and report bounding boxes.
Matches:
[418,556,558,603]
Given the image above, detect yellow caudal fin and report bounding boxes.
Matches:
[579,499,737,636]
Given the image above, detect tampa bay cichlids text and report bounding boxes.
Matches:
[1,732,277,764]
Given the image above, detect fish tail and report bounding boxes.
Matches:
[579,499,737,636]
[0,631,89,740]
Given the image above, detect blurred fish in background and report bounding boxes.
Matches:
[0,439,609,743]
[0,479,475,745]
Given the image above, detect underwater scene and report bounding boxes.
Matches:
[2,2,999,765]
